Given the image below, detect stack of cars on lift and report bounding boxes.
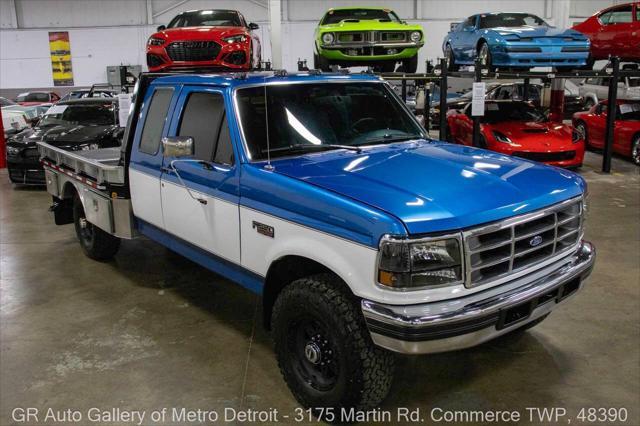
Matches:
[314,7,424,72]
[5,98,122,185]
[146,9,261,72]
[573,100,640,165]
[572,2,640,67]
[486,82,585,118]
[446,100,585,168]
[443,12,590,71]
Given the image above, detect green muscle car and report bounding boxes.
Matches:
[314,7,424,73]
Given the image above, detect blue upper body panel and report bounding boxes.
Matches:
[131,72,586,249]
[443,13,590,67]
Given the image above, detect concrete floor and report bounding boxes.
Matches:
[1,152,638,426]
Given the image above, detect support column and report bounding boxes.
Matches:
[549,77,565,123]
[269,0,283,69]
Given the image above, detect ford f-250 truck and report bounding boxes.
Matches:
[38,71,596,411]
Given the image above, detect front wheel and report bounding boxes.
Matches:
[73,193,120,260]
[272,274,395,411]
[631,135,640,166]
[445,44,459,72]
[399,54,418,73]
[575,122,590,149]
[478,42,494,71]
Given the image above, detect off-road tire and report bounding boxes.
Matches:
[271,273,395,412]
[73,193,120,260]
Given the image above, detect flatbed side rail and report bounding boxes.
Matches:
[37,142,125,186]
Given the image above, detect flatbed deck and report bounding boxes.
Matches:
[37,142,124,185]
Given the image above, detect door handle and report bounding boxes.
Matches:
[160,166,173,174]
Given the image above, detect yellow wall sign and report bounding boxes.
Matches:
[49,32,74,86]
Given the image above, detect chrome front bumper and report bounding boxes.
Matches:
[362,241,595,354]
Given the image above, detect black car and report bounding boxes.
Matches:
[486,83,585,118]
[6,98,123,185]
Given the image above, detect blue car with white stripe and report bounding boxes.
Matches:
[443,12,590,70]
[38,71,596,412]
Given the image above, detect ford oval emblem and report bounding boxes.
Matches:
[529,235,543,247]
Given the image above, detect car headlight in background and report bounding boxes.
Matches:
[492,130,513,144]
[409,31,422,42]
[6,146,21,155]
[378,235,463,289]
[147,37,165,46]
[223,34,248,43]
[322,33,335,45]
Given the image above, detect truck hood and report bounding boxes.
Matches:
[489,26,587,40]
[272,140,585,234]
[42,124,117,146]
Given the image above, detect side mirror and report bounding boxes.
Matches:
[162,136,193,157]
[157,25,166,31]
[249,22,259,30]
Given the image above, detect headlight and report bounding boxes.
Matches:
[147,37,165,46]
[322,33,334,45]
[410,31,422,42]
[223,34,248,43]
[492,130,513,144]
[378,236,463,289]
[6,146,21,155]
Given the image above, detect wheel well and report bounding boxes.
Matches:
[476,38,487,51]
[262,255,349,329]
[61,181,78,200]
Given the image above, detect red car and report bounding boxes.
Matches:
[446,101,585,168]
[573,100,640,165]
[15,91,60,106]
[573,2,640,65]
[146,9,261,72]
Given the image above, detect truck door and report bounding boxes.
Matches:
[129,85,176,229]
[160,87,240,264]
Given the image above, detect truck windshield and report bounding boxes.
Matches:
[479,13,547,28]
[168,10,241,27]
[236,82,424,161]
[39,104,116,127]
[321,9,400,25]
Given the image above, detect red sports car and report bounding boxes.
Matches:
[446,101,585,168]
[146,9,261,72]
[573,100,640,165]
[573,2,640,65]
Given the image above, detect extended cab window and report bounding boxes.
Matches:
[178,92,226,162]
[139,88,173,155]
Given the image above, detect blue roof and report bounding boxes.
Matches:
[151,71,383,88]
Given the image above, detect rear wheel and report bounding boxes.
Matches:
[272,273,395,411]
[73,193,120,260]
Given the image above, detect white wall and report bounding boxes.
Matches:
[0,0,619,90]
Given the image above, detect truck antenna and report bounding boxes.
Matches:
[263,78,274,171]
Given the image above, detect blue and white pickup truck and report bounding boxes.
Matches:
[38,71,595,411]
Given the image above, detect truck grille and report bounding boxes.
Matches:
[334,31,407,44]
[463,197,583,287]
[166,41,221,62]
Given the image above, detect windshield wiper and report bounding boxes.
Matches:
[357,135,421,146]
[261,144,362,154]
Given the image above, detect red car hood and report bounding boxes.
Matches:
[18,101,47,106]
[486,121,575,150]
[154,26,247,42]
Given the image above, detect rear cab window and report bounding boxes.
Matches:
[139,87,174,155]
